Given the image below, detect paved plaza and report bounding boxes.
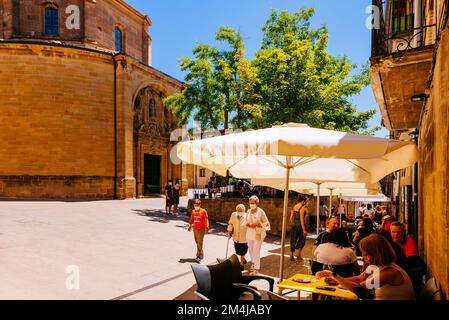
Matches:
[0,197,313,300]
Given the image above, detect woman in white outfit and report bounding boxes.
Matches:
[244,195,270,275]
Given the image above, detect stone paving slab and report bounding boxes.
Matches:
[0,198,314,300]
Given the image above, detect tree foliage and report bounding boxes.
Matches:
[165,8,379,134]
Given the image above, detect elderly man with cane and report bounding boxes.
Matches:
[227,204,248,269]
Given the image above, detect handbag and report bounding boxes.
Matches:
[254,210,269,240]
[255,226,267,241]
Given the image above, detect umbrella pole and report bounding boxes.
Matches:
[339,193,343,227]
[279,158,291,283]
[329,188,333,217]
[316,183,321,235]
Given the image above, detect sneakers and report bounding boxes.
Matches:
[195,256,201,263]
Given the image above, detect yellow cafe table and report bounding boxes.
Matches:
[277,273,359,300]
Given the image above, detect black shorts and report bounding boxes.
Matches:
[173,197,179,205]
[319,215,326,222]
[234,242,248,256]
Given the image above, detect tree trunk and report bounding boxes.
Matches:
[224,109,229,131]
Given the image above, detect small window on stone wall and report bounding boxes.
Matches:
[200,169,206,177]
[44,6,59,36]
[115,27,123,52]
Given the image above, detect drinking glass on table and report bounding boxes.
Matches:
[323,263,333,274]
[303,258,312,275]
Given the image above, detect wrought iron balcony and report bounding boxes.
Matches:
[371,0,437,58]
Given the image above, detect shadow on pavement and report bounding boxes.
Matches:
[131,208,190,223]
[178,258,199,264]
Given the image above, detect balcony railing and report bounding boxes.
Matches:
[372,0,437,57]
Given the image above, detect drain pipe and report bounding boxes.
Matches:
[113,56,118,199]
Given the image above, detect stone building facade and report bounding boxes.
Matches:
[371,0,449,297]
[0,0,185,199]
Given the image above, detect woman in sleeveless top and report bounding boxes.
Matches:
[333,233,415,300]
[244,195,270,275]
[289,194,308,261]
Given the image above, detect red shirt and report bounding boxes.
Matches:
[189,208,209,230]
[402,236,418,257]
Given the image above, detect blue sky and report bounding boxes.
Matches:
[127,0,389,137]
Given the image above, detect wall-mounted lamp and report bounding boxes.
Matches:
[410,93,429,102]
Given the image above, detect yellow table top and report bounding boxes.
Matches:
[278,273,358,300]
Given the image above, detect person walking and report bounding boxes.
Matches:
[319,201,329,231]
[244,195,270,275]
[227,204,248,269]
[207,178,214,199]
[289,194,309,261]
[173,181,180,215]
[188,199,209,262]
[165,180,173,215]
[338,203,346,221]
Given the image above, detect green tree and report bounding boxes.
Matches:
[249,8,378,134]
[167,8,379,135]
[165,27,261,130]
[164,52,223,130]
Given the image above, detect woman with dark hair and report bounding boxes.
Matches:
[353,218,374,256]
[373,205,383,224]
[314,228,357,265]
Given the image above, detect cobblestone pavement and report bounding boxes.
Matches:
[0,197,314,300]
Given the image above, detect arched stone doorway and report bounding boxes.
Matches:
[133,87,173,197]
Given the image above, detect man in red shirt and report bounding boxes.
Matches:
[188,199,209,262]
[390,222,418,257]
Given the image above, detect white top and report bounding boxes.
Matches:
[319,205,328,216]
[243,208,270,241]
[374,264,416,300]
[227,212,247,243]
[364,209,374,218]
[314,243,357,265]
[357,207,366,216]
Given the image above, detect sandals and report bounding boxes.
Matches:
[250,270,260,276]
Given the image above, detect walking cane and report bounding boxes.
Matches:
[225,235,230,259]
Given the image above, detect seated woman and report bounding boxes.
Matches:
[353,218,374,256]
[333,233,416,300]
[314,227,357,266]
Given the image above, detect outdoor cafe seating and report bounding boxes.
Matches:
[216,254,275,292]
[190,259,262,300]
[191,255,280,300]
